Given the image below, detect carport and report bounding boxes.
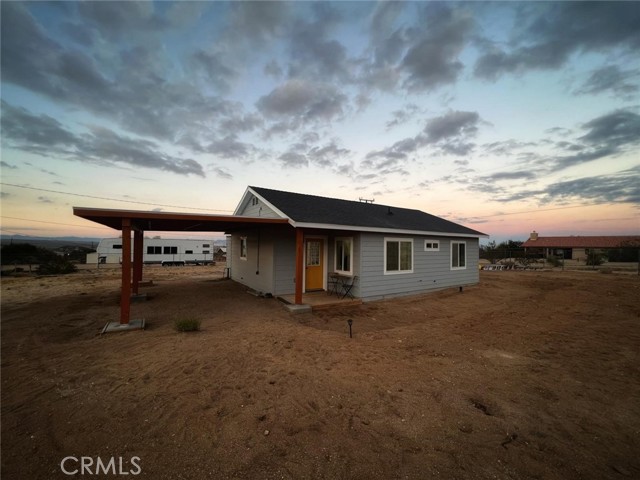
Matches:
[73,207,292,331]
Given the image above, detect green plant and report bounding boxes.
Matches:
[586,251,605,267]
[546,255,561,267]
[37,257,77,275]
[174,318,201,332]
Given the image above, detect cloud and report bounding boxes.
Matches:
[204,135,256,161]
[257,79,348,123]
[190,49,237,93]
[385,104,421,130]
[307,142,351,168]
[579,109,640,148]
[474,2,640,80]
[1,102,205,177]
[37,196,53,204]
[401,4,474,91]
[279,151,307,169]
[574,65,639,99]
[1,161,18,169]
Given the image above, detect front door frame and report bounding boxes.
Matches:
[303,235,328,292]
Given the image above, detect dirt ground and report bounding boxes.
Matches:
[1,265,639,479]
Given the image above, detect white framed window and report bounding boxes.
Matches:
[424,240,440,251]
[384,238,413,274]
[239,236,248,260]
[335,237,353,275]
[451,241,466,269]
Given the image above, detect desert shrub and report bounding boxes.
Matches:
[586,251,605,267]
[37,258,77,275]
[174,318,201,332]
[546,255,561,267]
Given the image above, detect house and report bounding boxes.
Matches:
[73,186,487,328]
[227,186,487,302]
[522,231,640,262]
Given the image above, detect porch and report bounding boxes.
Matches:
[278,291,362,311]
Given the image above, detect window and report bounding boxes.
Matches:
[202,244,210,248]
[251,197,259,206]
[451,241,466,269]
[335,237,353,274]
[185,250,193,254]
[147,246,161,255]
[163,246,178,254]
[113,244,122,250]
[203,250,210,254]
[424,240,440,251]
[240,237,247,260]
[385,238,413,274]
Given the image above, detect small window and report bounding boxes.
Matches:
[451,241,466,269]
[202,244,210,248]
[185,250,193,254]
[147,246,161,255]
[251,197,258,206]
[203,250,210,254]
[424,240,440,251]
[113,244,122,250]
[335,237,353,275]
[163,246,178,254]
[385,238,413,274]
[240,237,247,260]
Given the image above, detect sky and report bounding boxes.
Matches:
[1,1,639,243]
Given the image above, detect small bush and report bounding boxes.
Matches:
[546,255,561,267]
[174,318,201,332]
[37,258,77,275]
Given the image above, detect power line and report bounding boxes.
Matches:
[471,203,604,220]
[1,216,108,230]
[0,183,234,213]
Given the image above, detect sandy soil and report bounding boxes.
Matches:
[1,265,639,479]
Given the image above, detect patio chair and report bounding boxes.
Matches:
[328,272,340,296]
[341,275,358,299]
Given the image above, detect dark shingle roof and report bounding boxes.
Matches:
[250,186,486,237]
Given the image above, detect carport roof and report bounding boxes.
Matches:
[73,207,290,232]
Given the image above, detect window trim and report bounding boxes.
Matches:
[334,236,353,276]
[424,239,440,252]
[450,240,467,270]
[239,236,248,261]
[384,237,414,275]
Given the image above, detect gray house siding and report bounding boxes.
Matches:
[229,230,276,295]
[273,230,296,296]
[358,233,479,301]
[237,195,281,218]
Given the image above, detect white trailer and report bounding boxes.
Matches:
[86,238,216,266]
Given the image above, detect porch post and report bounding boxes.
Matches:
[132,229,144,295]
[120,219,132,325]
[294,228,304,304]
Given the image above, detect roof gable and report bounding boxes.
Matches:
[249,186,486,237]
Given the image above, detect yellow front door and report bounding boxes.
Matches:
[305,239,324,291]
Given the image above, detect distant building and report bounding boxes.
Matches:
[522,231,640,261]
[87,238,217,265]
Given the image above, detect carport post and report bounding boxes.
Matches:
[120,218,132,325]
[132,229,144,295]
[295,228,304,304]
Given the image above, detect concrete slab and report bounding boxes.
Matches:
[102,319,146,334]
[283,303,312,314]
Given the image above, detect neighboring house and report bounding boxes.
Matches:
[522,231,640,261]
[87,237,216,265]
[228,186,487,302]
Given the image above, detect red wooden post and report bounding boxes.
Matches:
[120,219,132,324]
[132,229,143,295]
[294,228,304,305]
